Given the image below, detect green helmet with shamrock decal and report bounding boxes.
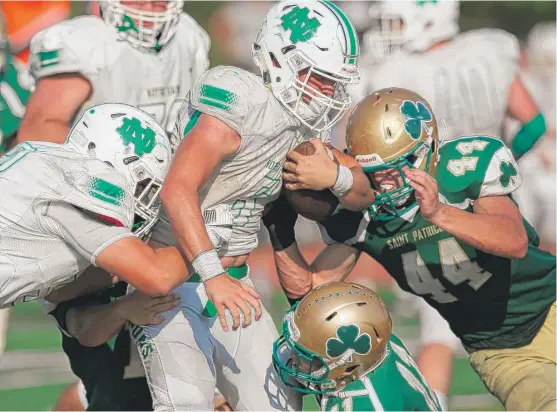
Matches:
[273,282,392,394]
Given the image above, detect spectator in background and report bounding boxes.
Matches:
[0,1,70,65]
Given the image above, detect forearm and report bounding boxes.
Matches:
[162,188,215,262]
[274,244,312,300]
[68,302,126,347]
[310,244,360,287]
[335,166,375,211]
[17,117,70,145]
[429,203,527,259]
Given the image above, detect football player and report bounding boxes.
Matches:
[355,2,548,405]
[16,0,209,147]
[0,103,191,308]
[266,88,557,411]
[135,1,374,409]
[359,0,546,160]
[274,282,441,411]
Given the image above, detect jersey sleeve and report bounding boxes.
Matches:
[437,136,523,202]
[483,29,520,78]
[61,158,135,230]
[28,16,104,82]
[40,201,135,265]
[180,66,250,136]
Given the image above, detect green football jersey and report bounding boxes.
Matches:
[0,55,33,151]
[321,334,440,411]
[319,136,556,349]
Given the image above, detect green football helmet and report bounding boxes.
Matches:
[345,87,440,220]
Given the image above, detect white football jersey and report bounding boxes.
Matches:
[152,66,322,257]
[355,29,520,140]
[29,14,210,141]
[0,142,135,308]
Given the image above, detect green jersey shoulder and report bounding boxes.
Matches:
[321,334,440,411]
[437,135,521,208]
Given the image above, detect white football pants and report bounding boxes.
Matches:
[129,273,302,411]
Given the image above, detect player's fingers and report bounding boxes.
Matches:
[283,182,304,191]
[237,300,252,328]
[216,303,229,332]
[150,315,165,325]
[153,298,180,314]
[226,302,241,330]
[243,293,263,321]
[309,138,325,152]
[240,281,262,299]
[287,150,303,162]
[282,172,299,183]
[283,160,298,173]
[408,180,427,196]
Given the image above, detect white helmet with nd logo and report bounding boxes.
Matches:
[100,0,184,50]
[65,103,172,238]
[252,0,361,132]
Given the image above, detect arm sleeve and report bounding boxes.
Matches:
[41,201,135,265]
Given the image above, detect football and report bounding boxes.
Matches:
[284,141,340,222]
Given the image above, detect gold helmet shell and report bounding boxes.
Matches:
[273,282,392,394]
[346,87,440,219]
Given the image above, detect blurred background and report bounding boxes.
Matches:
[0,1,555,411]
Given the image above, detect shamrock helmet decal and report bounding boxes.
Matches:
[400,100,433,140]
[326,324,372,358]
[272,282,392,394]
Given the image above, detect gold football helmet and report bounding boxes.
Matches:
[346,87,440,220]
[273,282,392,394]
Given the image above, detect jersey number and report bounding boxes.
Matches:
[401,238,493,303]
[447,139,489,177]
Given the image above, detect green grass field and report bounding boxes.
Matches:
[0,290,503,411]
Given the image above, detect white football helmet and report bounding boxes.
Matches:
[66,103,172,238]
[252,0,360,132]
[365,0,460,60]
[100,0,184,50]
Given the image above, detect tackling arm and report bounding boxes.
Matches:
[96,237,190,296]
[16,74,91,144]
[428,196,528,259]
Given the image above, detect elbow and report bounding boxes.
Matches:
[512,234,528,259]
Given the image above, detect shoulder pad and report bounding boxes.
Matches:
[189,66,261,135]
[29,16,108,81]
[62,158,135,229]
[438,136,522,202]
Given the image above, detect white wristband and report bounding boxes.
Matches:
[331,165,353,197]
[191,249,225,282]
